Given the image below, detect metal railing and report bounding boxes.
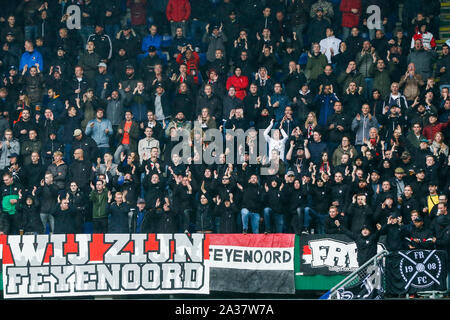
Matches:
[328,250,389,299]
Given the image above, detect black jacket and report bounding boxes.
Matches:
[342,226,381,266]
[215,202,238,234]
[52,205,77,234]
[68,159,94,191]
[195,204,214,232]
[35,183,59,213]
[406,225,435,249]
[347,203,374,234]
[379,223,408,251]
[71,135,99,163]
[154,207,178,233]
[16,199,43,234]
[241,182,263,213]
[263,186,284,214]
[107,202,131,233]
[324,214,345,234]
[130,208,153,233]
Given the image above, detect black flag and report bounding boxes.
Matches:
[385,250,448,295]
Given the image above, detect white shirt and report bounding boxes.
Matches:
[319,36,342,63]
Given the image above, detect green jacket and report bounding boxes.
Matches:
[89,189,109,219]
[370,61,395,99]
[337,70,365,95]
[306,53,328,81]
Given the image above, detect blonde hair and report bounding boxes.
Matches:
[305,112,318,128]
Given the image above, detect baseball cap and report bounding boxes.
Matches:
[125,64,135,69]
[98,62,107,68]
[420,138,429,144]
[8,153,19,158]
[391,212,400,219]
[137,198,146,204]
[148,46,156,52]
[73,129,82,137]
[416,167,425,173]
[286,170,295,176]
[394,167,405,174]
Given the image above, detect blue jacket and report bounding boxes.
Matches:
[45,96,65,120]
[85,118,113,148]
[315,93,339,127]
[141,34,162,52]
[19,50,44,71]
[270,93,290,122]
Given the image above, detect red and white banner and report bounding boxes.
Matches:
[0,234,210,298]
[206,234,296,294]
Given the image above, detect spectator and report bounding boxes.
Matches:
[166,0,191,38]
[85,108,113,158]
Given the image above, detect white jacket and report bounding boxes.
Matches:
[319,36,342,63]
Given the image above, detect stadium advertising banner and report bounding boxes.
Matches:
[0,234,210,298]
[207,234,296,294]
[300,234,385,276]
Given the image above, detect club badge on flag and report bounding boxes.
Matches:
[386,250,448,295]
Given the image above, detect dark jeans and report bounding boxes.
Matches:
[93,218,108,234]
[179,209,192,232]
[263,207,285,233]
[304,207,327,234]
[291,207,305,234]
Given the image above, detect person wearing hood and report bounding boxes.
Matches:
[338,221,382,266]
[214,193,238,234]
[262,177,285,233]
[293,83,314,124]
[195,193,214,233]
[16,191,43,234]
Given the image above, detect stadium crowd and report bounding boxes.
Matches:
[0,0,447,258]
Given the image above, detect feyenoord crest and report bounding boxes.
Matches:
[399,250,442,290]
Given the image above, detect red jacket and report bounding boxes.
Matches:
[423,121,450,141]
[166,0,191,22]
[339,0,361,28]
[226,75,249,100]
[127,0,147,26]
